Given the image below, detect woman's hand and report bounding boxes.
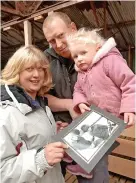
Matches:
[124,112,135,127]
[56,121,68,133]
[44,142,68,166]
[78,103,91,114]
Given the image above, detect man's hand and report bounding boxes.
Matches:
[78,103,91,114]
[124,112,135,127]
[65,99,80,119]
[56,121,68,133]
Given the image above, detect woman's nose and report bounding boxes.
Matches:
[33,69,39,77]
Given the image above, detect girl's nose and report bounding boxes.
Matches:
[77,55,83,62]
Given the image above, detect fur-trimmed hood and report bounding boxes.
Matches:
[92,37,116,64]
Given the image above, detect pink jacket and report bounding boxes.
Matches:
[73,38,135,118]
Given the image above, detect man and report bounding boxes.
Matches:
[43,12,109,183]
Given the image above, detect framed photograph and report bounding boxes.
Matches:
[53,105,127,173]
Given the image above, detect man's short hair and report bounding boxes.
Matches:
[43,12,72,29]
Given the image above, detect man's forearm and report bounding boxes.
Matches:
[45,94,73,112]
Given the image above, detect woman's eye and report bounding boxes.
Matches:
[26,67,33,72]
[38,67,43,71]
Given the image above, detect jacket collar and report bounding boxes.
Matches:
[45,48,59,59]
[0,85,48,115]
[45,47,75,71]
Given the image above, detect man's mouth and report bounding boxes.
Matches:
[59,47,67,52]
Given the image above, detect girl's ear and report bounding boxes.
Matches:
[96,44,101,51]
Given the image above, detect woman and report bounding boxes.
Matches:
[0,45,68,183]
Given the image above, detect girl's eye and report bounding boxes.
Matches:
[81,51,87,55]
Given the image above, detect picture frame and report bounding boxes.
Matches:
[53,105,127,173]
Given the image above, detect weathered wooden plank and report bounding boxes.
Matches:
[65,172,135,183]
[108,155,135,179]
[119,177,127,183]
[112,138,135,158]
[66,175,77,183]
[65,172,72,181]
[121,126,135,139]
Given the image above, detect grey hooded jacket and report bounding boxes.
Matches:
[0,85,65,183]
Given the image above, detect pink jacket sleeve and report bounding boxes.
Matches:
[104,54,135,114]
[73,80,89,113]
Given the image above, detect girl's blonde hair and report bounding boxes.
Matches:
[1,45,53,96]
[67,28,105,49]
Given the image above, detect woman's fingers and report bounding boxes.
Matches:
[44,142,68,166]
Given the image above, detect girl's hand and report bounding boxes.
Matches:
[124,113,135,127]
[78,103,91,114]
[56,121,68,132]
[44,142,68,166]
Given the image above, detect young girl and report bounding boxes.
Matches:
[65,28,135,182]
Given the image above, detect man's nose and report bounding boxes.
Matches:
[56,39,63,48]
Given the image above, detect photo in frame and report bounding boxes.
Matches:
[53,105,127,173]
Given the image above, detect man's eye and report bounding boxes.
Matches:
[59,33,64,38]
[49,40,55,44]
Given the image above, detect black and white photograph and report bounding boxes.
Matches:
[53,105,127,173]
[63,112,118,163]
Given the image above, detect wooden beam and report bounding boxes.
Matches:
[106,6,128,46]
[32,1,43,12]
[1,5,21,16]
[24,20,32,46]
[1,1,84,29]
[90,1,100,27]
[102,20,135,30]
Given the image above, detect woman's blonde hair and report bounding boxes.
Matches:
[1,45,53,96]
[67,28,105,49]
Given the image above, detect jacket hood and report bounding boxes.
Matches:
[92,37,117,64]
[0,85,48,115]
